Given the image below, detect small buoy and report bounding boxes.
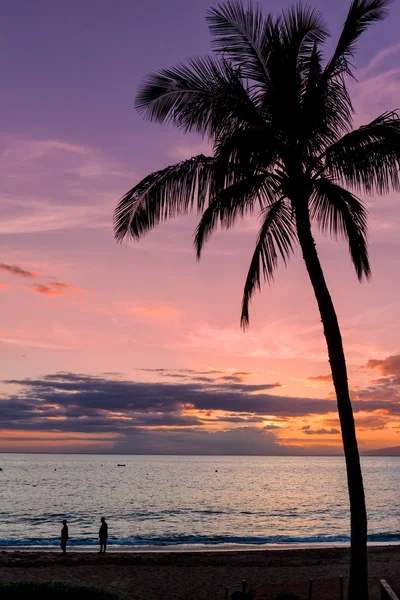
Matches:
[0,467,3,471]
[54,469,57,471]
[215,469,218,472]
[117,464,126,467]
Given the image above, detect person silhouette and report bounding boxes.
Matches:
[99,517,108,553]
[60,519,68,554]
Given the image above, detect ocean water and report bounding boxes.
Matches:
[0,454,399,549]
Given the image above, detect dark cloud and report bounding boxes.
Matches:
[135,368,257,388]
[135,368,256,386]
[3,372,336,420]
[0,371,338,453]
[325,414,391,431]
[201,416,264,423]
[2,368,397,453]
[0,263,39,278]
[0,410,201,432]
[351,354,400,411]
[0,423,341,455]
[5,371,400,426]
[109,427,339,456]
[120,427,282,455]
[302,427,340,435]
[355,415,388,430]
[0,374,321,454]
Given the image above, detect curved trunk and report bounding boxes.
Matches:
[295,205,368,600]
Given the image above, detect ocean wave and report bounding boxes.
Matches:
[1,532,400,547]
[2,507,326,524]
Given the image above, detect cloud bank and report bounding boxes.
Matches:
[2,361,400,453]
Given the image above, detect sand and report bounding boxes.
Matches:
[0,546,399,600]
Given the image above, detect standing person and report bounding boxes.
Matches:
[60,519,68,554]
[99,516,108,553]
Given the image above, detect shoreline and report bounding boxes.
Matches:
[1,546,400,599]
[1,540,400,552]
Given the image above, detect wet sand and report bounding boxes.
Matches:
[1,546,400,599]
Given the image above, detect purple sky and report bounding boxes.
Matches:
[1,0,400,454]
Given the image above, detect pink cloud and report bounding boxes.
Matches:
[25,281,79,297]
[0,283,11,291]
[0,333,72,350]
[177,321,327,361]
[116,301,180,320]
[367,354,400,377]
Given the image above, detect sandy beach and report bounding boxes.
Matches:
[1,546,400,599]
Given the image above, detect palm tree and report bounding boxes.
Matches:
[114,0,400,597]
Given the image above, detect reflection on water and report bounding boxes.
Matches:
[0,454,399,547]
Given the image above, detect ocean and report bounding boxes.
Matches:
[0,454,399,549]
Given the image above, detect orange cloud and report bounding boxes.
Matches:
[367,354,400,376]
[25,281,79,297]
[0,263,39,278]
[0,429,118,452]
[0,264,80,298]
[308,374,333,383]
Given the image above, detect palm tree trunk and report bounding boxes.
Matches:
[295,204,368,600]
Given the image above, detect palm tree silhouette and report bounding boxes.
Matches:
[114,1,399,597]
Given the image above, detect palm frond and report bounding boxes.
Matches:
[254,5,329,144]
[311,177,370,280]
[302,42,322,99]
[280,4,328,70]
[206,1,275,84]
[313,0,390,141]
[325,0,390,79]
[299,40,355,152]
[194,173,280,258]
[322,111,400,194]
[135,56,263,138]
[114,155,214,242]
[241,200,296,327]
[213,126,281,191]
[300,76,354,156]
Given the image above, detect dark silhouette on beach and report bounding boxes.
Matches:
[99,517,108,553]
[60,519,68,554]
[113,0,400,596]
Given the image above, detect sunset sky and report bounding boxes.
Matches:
[1,0,400,454]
